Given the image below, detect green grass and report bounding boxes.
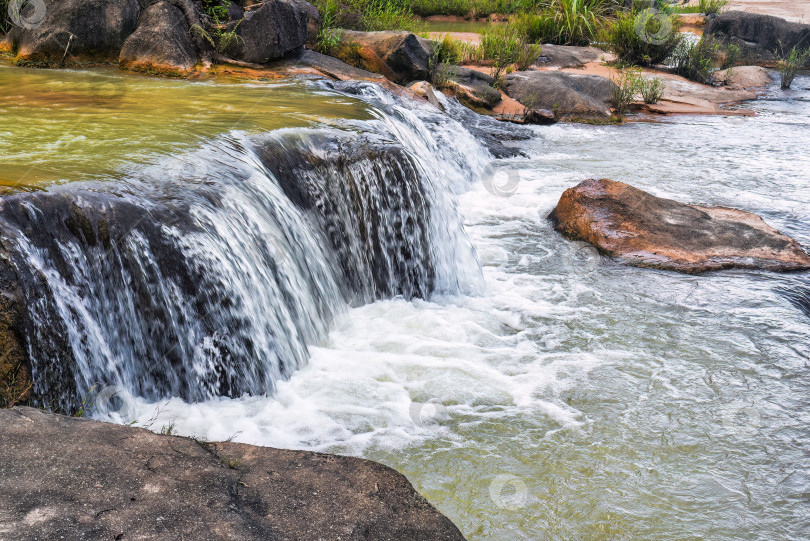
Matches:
[310,0,421,32]
[513,0,613,46]
[610,68,640,115]
[604,9,682,67]
[670,0,729,15]
[776,46,810,90]
[480,23,542,81]
[668,35,721,84]
[410,0,546,18]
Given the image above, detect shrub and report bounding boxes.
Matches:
[605,9,682,67]
[480,24,542,82]
[638,75,664,103]
[310,0,419,32]
[776,46,810,90]
[610,68,641,115]
[668,36,719,84]
[513,0,613,47]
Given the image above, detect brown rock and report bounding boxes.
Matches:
[0,407,467,540]
[329,30,434,85]
[119,1,197,76]
[549,179,810,273]
[712,66,773,90]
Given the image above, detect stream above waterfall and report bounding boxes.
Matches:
[2,65,808,540]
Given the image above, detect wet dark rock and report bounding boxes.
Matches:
[0,0,141,65]
[550,179,810,273]
[119,0,197,75]
[524,108,556,125]
[535,44,612,68]
[0,407,467,541]
[504,71,616,120]
[234,0,311,64]
[706,11,810,67]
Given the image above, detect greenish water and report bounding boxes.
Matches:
[0,62,371,188]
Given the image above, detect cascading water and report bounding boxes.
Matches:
[0,81,493,411]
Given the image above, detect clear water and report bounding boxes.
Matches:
[125,75,810,540]
[7,63,810,539]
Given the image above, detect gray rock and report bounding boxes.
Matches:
[235,0,310,64]
[436,65,501,108]
[335,30,434,84]
[504,71,616,120]
[706,11,810,67]
[119,1,197,75]
[0,407,467,540]
[1,0,141,65]
[535,44,612,69]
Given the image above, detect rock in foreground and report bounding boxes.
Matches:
[549,179,810,273]
[0,407,466,541]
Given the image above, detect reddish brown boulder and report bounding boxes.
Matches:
[549,179,810,273]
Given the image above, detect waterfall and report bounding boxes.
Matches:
[0,82,493,411]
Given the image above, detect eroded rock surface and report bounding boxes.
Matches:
[330,30,433,84]
[706,11,810,67]
[504,71,616,120]
[119,0,197,75]
[549,179,810,273]
[0,407,467,541]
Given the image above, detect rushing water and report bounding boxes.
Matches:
[3,64,809,539]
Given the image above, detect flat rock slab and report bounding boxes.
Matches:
[549,179,810,273]
[504,71,616,120]
[0,407,466,541]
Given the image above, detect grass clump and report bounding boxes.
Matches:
[668,35,721,84]
[672,0,729,15]
[604,8,682,67]
[410,0,545,18]
[638,75,664,103]
[610,68,640,115]
[310,0,420,32]
[480,23,542,82]
[776,45,810,90]
[513,0,613,47]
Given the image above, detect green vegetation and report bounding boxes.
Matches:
[671,0,729,16]
[610,68,640,115]
[604,9,682,66]
[0,0,10,35]
[480,24,541,81]
[410,0,544,18]
[638,75,664,103]
[669,36,720,84]
[311,0,420,32]
[513,0,613,46]
[776,46,810,90]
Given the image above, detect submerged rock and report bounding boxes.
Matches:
[0,407,467,540]
[504,71,616,121]
[706,11,810,67]
[330,30,433,84]
[119,1,197,75]
[549,179,810,273]
[0,0,140,65]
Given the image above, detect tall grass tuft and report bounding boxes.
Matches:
[310,0,420,32]
[776,46,810,90]
[668,36,720,84]
[514,0,613,47]
[480,23,542,83]
[610,68,640,115]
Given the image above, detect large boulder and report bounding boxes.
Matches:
[504,71,616,120]
[549,179,810,273]
[0,407,467,540]
[435,65,501,109]
[711,65,773,90]
[0,0,141,65]
[234,0,312,64]
[706,11,810,67]
[331,30,434,85]
[119,1,197,75]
